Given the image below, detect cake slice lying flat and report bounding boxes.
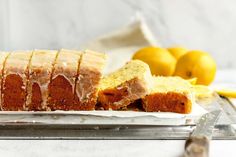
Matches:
[47,49,82,110]
[142,77,194,114]
[98,60,153,110]
[2,51,32,111]
[0,52,10,110]
[76,50,107,110]
[26,50,58,111]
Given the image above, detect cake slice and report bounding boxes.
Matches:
[2,51,32,111]
[98,60,153,110]
[26,50,58,111]
[47,49,82,110]
[142,76,194,114]
[76,50,106,110]
[0,52,10,110]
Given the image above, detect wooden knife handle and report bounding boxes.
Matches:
[184,136,209,157]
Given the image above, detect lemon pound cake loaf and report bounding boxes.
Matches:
[142,77,194,114]
[2,51,32,111]
[76,50,107,110]
[98,60,153,110]
[26,50,58,111]
[47,49,82,110]
[0,52,10,110]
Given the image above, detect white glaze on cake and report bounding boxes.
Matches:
[26,50,58,110]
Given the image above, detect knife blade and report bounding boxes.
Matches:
[184,110,222,157]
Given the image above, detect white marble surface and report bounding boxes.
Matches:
[0,140,235,157]
[0,0,236,68]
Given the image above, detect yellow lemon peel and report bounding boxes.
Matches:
[216,89,236,98]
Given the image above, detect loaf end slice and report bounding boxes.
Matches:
[142,77,194,114]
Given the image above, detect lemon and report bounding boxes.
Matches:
[216,89,236,98]
[132,47,176,76]
[167,46,188,60]
[174,50,216,85]
[194,85,214,98]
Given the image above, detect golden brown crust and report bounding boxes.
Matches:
[0,50,106,111]
[142,92,192,114]
[27,50,58,111]
[0,52,10,110]
[98,77,149,110]
[76,50,106,110]
[2,52,32,111]
[47,49,82,110]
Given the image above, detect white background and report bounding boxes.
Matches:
[0,0,236,69]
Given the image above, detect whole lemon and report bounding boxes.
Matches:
[132,47,176,76]
[174,50,216,85]
[167,46,188,60]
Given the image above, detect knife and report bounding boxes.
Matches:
[184,110,222,157]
